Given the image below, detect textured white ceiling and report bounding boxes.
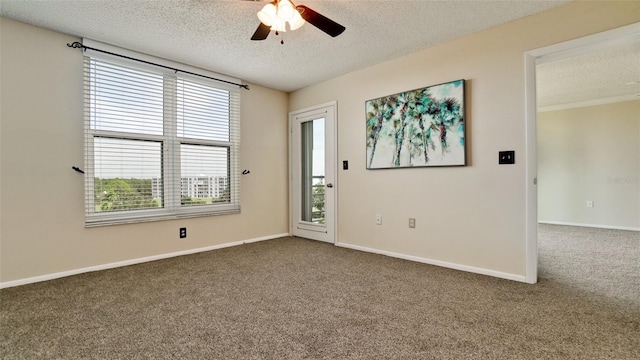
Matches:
[0,0,571,92]
[537,41,640,109]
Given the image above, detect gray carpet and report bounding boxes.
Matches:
[1,225,638,359]
[538,224,639,306]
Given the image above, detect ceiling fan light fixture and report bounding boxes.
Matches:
[288,10,305,31]
[270,17,287,33]
[277,0,296,21]
[257,3,277,27]
[257,0,305,34]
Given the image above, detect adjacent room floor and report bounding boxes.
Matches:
[537,223,639,306]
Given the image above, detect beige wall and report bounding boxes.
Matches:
[0,18,289,283]
[538,100,640,229]
[288,1,640,278]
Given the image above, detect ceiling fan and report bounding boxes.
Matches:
[250,0,345,42]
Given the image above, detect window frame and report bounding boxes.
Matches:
[83,41,241,227]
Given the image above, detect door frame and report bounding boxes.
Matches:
[524,22,639,284]
[289,101,338,244]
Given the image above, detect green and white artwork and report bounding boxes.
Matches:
[366,79,465,169]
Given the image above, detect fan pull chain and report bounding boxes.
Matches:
[274,30,285,45]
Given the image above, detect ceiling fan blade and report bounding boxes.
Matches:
[296,5,345,37]
[251,22,271,40]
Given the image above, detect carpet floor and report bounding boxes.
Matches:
[0,225,638,359]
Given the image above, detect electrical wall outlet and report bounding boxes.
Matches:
[586,200,594,208]
[179,227,187,238]
[376,215,382,225]
[409,218,416,228]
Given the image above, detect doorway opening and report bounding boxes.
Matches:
[524,22,640,284]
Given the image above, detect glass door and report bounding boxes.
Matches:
[290,102,336,243]
[300,118,325,224]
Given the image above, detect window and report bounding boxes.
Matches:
[84,52,240,226]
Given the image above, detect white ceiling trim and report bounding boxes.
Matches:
[537,94,640,113]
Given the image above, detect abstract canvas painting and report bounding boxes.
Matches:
[366,79,465,169]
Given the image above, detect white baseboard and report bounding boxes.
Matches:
[538,221,640,232]
[0,233,290,289]
[335,242,527,283]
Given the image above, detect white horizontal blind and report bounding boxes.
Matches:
[174,75,240,210]
[84,55,240,226]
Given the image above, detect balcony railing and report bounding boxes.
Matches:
[311,175,325,224]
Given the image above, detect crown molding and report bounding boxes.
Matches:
[538,94,639,112]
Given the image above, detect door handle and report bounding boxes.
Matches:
[326,183,333,188]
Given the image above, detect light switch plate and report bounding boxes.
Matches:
[499,151,515,165]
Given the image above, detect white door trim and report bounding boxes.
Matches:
[524,22,640,284]
[289,101,338,244]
